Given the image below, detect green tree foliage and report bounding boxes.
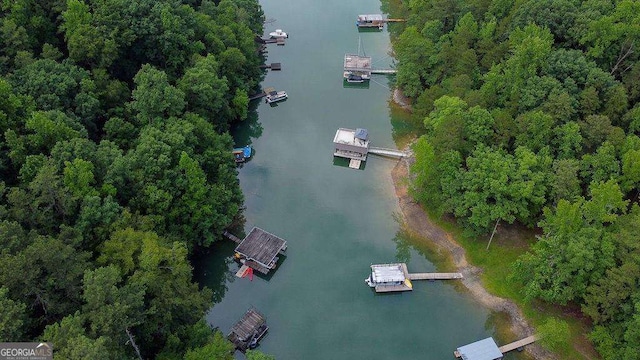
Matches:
[538,317,570,352]
[0,0,262,357]
[394,2,639,356]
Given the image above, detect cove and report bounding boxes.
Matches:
[194,0,522,358]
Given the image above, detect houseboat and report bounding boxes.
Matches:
[356,14,384,29]
[233,145,252,163]
[265,90,288,104]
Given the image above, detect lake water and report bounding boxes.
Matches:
[194,0,523,358]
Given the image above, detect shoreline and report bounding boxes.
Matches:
[390,155,554,360]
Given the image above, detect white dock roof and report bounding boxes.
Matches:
[334,128,369,148]
[370,263,406,283]
[358,14,384,21]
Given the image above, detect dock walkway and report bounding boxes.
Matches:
[368,147,408,158]
[498,335,539,353]
[407,272,463,280]
[371,69,397,74]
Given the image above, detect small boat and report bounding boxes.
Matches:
[346,73,365,83]
[269,29,288,38]
[233,145,252,163]
[265,90,288,104]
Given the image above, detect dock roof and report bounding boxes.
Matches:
[334,128,369,148]
[229,308,266,341]
[457,337,503,360]
[344,54,371,71]
[235,227,287,268]
[358,14,384,21]
[370,263,406,283]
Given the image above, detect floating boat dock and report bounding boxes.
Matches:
[227,308,269,352]
[233,227,287,274]
[355,14,406,29]
[333,128,409,168]
[334,128,370,161]
[365,263,463,293]
[454,335,539,359]
[344,54,372,82]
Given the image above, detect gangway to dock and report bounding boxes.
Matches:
[371,69,397,74]
[407,272,463,280]
[368,147,409,158]
[498,335,539,354]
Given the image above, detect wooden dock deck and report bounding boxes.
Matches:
[498,335,539,353]
[407,272,463,280]
[224,230,243,244]
[349,159,362,169]
[375,283,412,292]
[235,264,250,278]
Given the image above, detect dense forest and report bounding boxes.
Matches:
[391,0,640,358]
[0,0,273,359]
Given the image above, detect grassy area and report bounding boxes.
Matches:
[423,213,599,359]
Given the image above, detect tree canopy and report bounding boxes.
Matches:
[0,0,270,358]
[393,0,640,356]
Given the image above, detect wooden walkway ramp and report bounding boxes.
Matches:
[369,147,408,158]
[224,230,242,244]
[383,18,406,23]
[498,335,539,353]
[407,272,463,280]
[371,69,397,74]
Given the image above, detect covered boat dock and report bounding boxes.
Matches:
[227,308,269,352]
[235,227,288,274]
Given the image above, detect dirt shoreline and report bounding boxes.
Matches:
[391,156,554,360]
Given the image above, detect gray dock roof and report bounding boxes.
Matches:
[370,263,406,283]
[344,54,372,71]
[235,227,287,268]
[229,308,266,341]
[457,337,503,360]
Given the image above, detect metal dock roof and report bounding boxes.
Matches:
[457,337,503,360]
[235,227,287,269]
[370,263,406,283]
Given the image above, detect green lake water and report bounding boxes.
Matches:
[194,0,527,358]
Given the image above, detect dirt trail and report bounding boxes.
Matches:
[391,157,555,360]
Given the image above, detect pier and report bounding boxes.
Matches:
[498,335,539,353]
[368,147,408,158]
[249,87,276,101]
[365,263,463,293]
[224,230,242,244]
[454,335,540,359]
[370,69,397,74]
